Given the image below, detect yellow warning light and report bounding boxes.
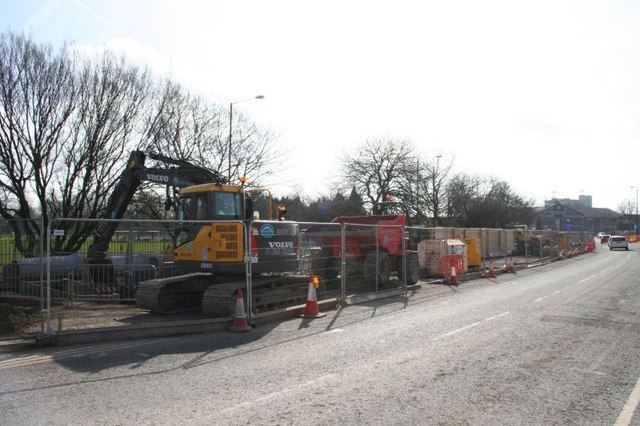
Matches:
[240,176,247,185]
[313,277,319,288]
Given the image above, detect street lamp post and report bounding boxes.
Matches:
[228,95,264,182]
[632,186,639,238]
[434,155,442,226]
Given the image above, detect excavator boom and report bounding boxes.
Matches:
[87,150,225,262]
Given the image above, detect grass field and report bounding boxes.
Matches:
[0,234,173,263]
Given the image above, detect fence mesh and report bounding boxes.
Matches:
[1,218,46,337]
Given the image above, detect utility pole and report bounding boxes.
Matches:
[632,186,639,238]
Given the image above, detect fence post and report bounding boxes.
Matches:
[375,225,379,292]
[401,225,407,306]
[246,221,253,325]
[39,216,45,334]
[503,230,507,269]
[481,228,486,272]
[539,237,543,262]
[444,227,449,280]
[524,228,529,268]
[340,223,346,304]
[46,220,52,335]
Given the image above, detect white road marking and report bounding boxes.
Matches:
[432,322,481,341]
[615,376,640,426]
[579,274,598,284]
[485,312,510,322]
[220,373,337,414]
[534,297,545,302]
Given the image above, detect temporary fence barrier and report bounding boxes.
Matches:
[243,220,307,323]
[0,218,46,337]
[0,215,603,339]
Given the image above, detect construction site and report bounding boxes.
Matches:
[0,152,600,346]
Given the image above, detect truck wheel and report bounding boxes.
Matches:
[311,250,339,281]
[363,252,391,285]
[400,255,421,285]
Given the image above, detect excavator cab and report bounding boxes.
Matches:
[176,187,246,221]
[173,184,248,269]
[171,183,299,277]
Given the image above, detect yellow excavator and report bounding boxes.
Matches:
[87,151,302,316]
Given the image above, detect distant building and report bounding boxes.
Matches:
[531,195,623,234]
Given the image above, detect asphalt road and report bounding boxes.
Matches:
[1,244,639,425]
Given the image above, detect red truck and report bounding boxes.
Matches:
[307,202,421,286]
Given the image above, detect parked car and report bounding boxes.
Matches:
[600,234,610,244]
[608,235,629,250]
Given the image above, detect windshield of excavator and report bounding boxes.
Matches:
[177,193,207,221]
[176,190,245,247]
[177,190,244,221]
[213,191,243,219]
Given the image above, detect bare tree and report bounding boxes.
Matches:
[141,79,281,188]
[0,32,284,256]
[0,33,77,256]
[232,113,281,186]
[0,32,153,255]
[137,80,220,217]
[617,199,635,216]
[401,155,454,225]
[141,79,218,162]
[48,51,151,253]
[341,138,415,210]
[445,173,482,227]
[422,156,453,226]
[446,173,532,228]
[617,198,637,232]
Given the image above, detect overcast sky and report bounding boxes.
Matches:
[1,0,639,210]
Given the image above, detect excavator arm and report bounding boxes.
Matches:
[87,150,226,263]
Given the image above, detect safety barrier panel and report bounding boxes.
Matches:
[439,254,465,278]
[0,218,46,337]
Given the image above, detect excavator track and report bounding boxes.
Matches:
[201,275,310,317]
[137,273,310,317]
[136,272,213,313]
[202,285,241,317]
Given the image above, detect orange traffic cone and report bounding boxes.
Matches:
[484,260,496,278]
[559,249,565,260]
[229,289,252,333]
[506,257,515,273]
[299,273,326,319]
[449,266,459,285]
[573,247,579,257]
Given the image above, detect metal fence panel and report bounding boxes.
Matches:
[0,218,46,337]
[298,221,343,298]
[338,222,407,299]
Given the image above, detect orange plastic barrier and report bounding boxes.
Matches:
[439,254,464,278]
